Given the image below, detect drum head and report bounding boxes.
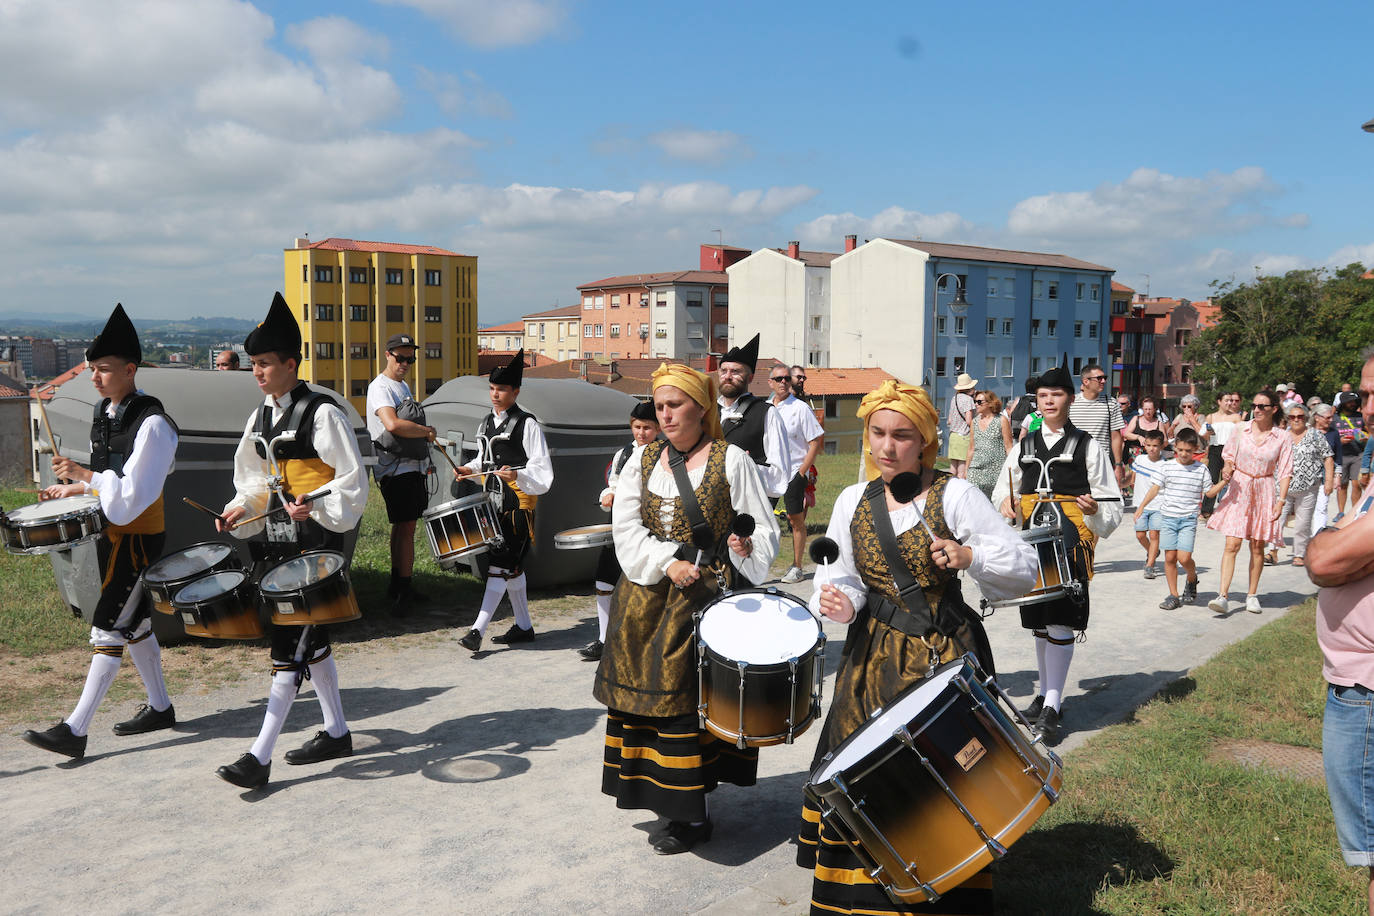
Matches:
[8,496,100,521]
[261,551,345,594]
[554,524,613,548]
[699,590,820,664]
[814,662,964,784]
[424,493,490,518]
[175,570,247,603]
[146,543,234,583]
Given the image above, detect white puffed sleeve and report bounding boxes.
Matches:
[87,414,177,526]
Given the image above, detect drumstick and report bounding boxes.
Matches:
[1009,469,1022,527]
[430,440,462,475]
[233,489,329,528]
[182,497,227,525]
[455,466,527,480]
[807,537,839,623]
[35,391,69,485]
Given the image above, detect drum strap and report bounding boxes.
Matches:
[863,481,938,636]
[666,437,717,560]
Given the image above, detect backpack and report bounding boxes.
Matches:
[374,397,431,459]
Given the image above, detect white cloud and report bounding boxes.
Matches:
[286,16,390,62]
[373,0,568,47]
[794,206,972,248]
[1326,243,1374,268]
[647,129,750,165]
[417,67,513,119]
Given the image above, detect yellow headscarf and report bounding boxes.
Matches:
[856,379,940,480]
[651,362,724,440]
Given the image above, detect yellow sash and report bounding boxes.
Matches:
[109,494,165,536]
[282,457,335,499]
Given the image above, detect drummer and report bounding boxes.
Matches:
[214,292,368,790]
[22,303,181,761]
[797,379,1036,914]
[594,363,779,855]
[992,362,1123,746]
[578,399,660,661]
[454,349,554,653]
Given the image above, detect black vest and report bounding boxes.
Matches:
[91,394,173,475]
[480,404,535,468]
[721,395,770,465]
[1018,423,1091,496]
[253,382,334,462]
[611,442,634,479]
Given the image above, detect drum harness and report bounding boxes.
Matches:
[1018,431,1089,606]
[666,439,731,592]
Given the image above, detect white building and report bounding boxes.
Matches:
[724,240,845,368]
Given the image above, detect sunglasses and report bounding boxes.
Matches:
[793,376,806,382]
[1252,403,1273,409]
[1085,375,1106,382]
[770,376,790,382]
[390,353,417,364]
[974,399,986,404]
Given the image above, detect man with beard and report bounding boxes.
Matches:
[716,334,790,501]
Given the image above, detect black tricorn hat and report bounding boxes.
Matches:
[86,303,142,364]
[1038,356,1074,393]
[720,333,760,372]
[244,292,301,356]
[490,349,525,387]
[630,399,657,423]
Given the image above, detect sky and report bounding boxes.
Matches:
[2,0,1372,325]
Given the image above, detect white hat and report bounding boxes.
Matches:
[1275,383,1288,392]
[953,372,978,391]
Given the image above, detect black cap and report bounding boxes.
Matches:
[244,292,301,356]
[386,333,417,350]
[720,333,759,372]
[630,400,657,423]
[489,348,524,387]
[86,303,142,364]
[1038,359,1073,393]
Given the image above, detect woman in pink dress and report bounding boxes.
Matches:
[1206,389,1293,615]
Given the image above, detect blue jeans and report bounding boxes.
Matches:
[1325,683,1374,866]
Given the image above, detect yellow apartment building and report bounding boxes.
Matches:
[522,304,582,362]
[283,236,478,414]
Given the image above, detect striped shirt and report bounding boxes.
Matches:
[1151,459,1214,518]
[1131,454,1167,494]
[1068,394,1124,462]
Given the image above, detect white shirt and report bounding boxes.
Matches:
[1131,454,1168,493]
[1150,459,1214,518]
[718,394,793,498]
[598,441,636,508]
[83,392,178,526]
[809,477,1038,617]
[612,443,780,586]
[473,407,553,496]
[991,424,1124,540]
[224,387,369,537]
[771,393,825,477]
[366,373,426,479]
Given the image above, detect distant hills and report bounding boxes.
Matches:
[0,311,258,339]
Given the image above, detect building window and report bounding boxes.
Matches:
[1090,283,1100,302]
[1003,318,1013,337]
[609,324,620,338]
[1031,356,1042,373]
[986,357,997,378]
[425,306,442,323]
[812,316,823,331]
[350,380,367,397]
[1163,364,1173,384]
[1031,318,1041,338]
[314,266,333,283]
[713,323,728,339]
[1076,282,1085,300]
[954,316,966,337]
[1033,280,1043,299]
[425,344,441,359]
[952,356,966,375]
[582,295,592,307]
[610,294,620,307]
[936,357,947,378]
[825,398,838,419]
[1046,355,1058,369]
[936,316,947,335]
[687,295,703,309]
[316,379,335,390]
[302,306,309,323]
[655,294,667,308]
[986,318,997,335]
[654,323,667,339]
[1089,321,1099,339]
[1047,281,1059,300]
[315,304,333,321]
[315,342,335,359]
[713,292,728,307]
[1001,356,1014,377]
[687,323,704,339]
[987,278,998,298]
[425,269,441,286]
[591,295,603,309]
[349,343,368,360]
[386,305,403,322]
[349,267,367,284]
[350,305,368,322]
[1072,356,1084,375]
[1047,319,1057,337]
[385,269,403,285]
[584,324,593,338]
[640,323,649,338]
[1074,321,1083,338]
[639,294,650,307]
[594,324,604,338]
[1004,277,1015,297]
[937,274,967,291]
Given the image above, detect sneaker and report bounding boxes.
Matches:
[458,628,482,652]
[1181,579,1199,604]
[1207,594,1229,614]
[113,702,176,736]
[1143,564,1158,580]
[1245,594,1262,614]
[491,623,536,645]
[780,566,804,584]
[1159,594,1182,610]
[578,639,604,661]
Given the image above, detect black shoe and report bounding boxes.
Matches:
[390,593,410,619]
[22,721,86,759]
[491,624,535,645]
[217,752,270,789]
[1035,706,1063,747]
[284,730,352,765]
[113,703,176,736]
[578,640,604,661]
[652,819,713,855]
[459,628,482,652]
[1021,695,1045,721]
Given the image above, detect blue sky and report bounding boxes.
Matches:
[2,0,1371,324]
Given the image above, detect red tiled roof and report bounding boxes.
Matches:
[523,304,582,320]
[297,237,467,257]
[31,362,87,399]
[1111,281,1135,294]
[1193,303,1220,328]
[478,320,525,334]
[578,270,727,290]
[795,367,898,396]
[0,371,27,398]
[1140,298,1186,317]
[885,240,1113,272]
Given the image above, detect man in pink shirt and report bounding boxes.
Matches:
[1308,348,1374,915]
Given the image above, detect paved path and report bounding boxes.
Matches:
[1,518,1317,914]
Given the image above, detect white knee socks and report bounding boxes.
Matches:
[250,670,300,765]
[473,570,509,635]
[126,633,171,713]
[508,573,531,630]
[1043,625,1075,712]
[594,581,615,642]
[66,651,122,737]
[309,652,348,739]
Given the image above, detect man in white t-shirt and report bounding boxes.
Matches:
[366,333,435,615]
[768,363,825,583]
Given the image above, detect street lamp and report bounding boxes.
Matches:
[926,272,970,401]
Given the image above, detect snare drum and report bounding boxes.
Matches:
[260,550,361,626]
[143,542,243,617]
[806,655,1061,905]
[172,570,264,640]
[553,524,614,550]
[423,493,500,563]
[1,496,105,554]
[983,525,1078,609]
[697,588,824,748]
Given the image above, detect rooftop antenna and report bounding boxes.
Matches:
[713,228,722,246]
